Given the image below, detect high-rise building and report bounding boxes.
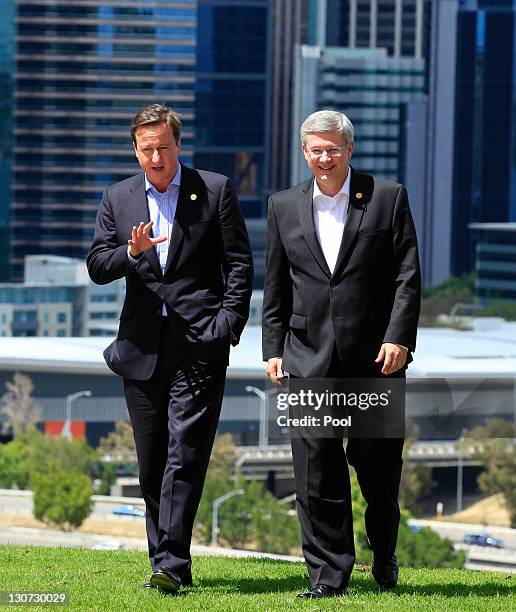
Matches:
[0,0,15,281]
[194,0,272,218]
[451,0,516,276]
[269,0,303,193]
[291,46,426,184]
[325,0,425,58]
[11,0,196,280]
[401,0,459,286]
[470,223,516,304]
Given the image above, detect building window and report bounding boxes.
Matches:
[57,312,67,323]
[57,330,66,337]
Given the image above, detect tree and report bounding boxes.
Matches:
[420,274,474,327]
[31,460,93,530]
[350,474,464,567]
[477,300,516,321]
[195,434,299,554]
[466,419,516,527]
[98,420,136,454]
[0,372,42,436]
[398,419,434,514]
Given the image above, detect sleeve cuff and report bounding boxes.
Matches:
[127,246,143,265]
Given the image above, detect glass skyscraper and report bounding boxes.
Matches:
[0,0,15,281]
[452,0,516,276]
[194,0,272,218]
[291,46,426,184]
[11,0,196,280]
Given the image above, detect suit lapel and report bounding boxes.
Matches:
[128,176,162,279]
[332,168,369,277]
[298,179,332,278]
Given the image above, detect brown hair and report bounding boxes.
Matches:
[131,104,181,145]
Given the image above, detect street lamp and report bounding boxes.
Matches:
[245,385,276,447]
[211,488,244,547]
[456,427,468,513]
[61,390,92,440]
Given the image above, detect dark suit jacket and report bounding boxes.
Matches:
[87,164,253,380]
[262,168,421,378]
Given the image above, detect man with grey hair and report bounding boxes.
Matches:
[262,110,420,597]
[88,103,253,592]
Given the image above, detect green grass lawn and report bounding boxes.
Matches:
[0,546,513,611]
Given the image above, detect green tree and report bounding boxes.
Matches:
[399,419,434,514]
[466,419,516,527]
[195,434,239,543]
[195,434,299,554]
[31,460,93,530]
[420,273,474,327]
[477,300,516,321]
[351,474,463,567]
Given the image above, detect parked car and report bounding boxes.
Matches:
[112,504,145,518]
[463,533,503,548]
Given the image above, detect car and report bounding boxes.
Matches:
[463,533,503,548]
[112,504,145,518]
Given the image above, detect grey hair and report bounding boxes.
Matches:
[300,110,354,145]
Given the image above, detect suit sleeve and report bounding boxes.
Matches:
[219,177,253,345]
[262,196,293,360]
[382,185,421,351]
[86,188,134,285]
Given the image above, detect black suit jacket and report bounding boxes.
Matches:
[87,164,253,380]
[262,169,421,378]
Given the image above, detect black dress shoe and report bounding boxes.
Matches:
[150,569,181,592]
[372,554,399,589]
[297,584,346,599]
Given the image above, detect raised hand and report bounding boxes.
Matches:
[128,221,167,257]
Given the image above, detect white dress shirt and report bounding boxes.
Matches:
[128,165,181,315]
[312,168,351,274]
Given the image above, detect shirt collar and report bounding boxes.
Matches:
[313,166,351,203]
[145,163,182,196]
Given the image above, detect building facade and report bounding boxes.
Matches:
[11,0,197,280]
[194,0,272,218]
[0,0,15,281]
[470,223,516,304]
[291,46,426,184]
[452,0,516,276]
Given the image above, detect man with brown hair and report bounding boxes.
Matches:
[87,104,253,592]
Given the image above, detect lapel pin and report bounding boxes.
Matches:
[190,193,197,201]
[356,192,363,199]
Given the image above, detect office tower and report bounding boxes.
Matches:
[11,0,196,280]
[194,0,272,218]
[325,0,425,58]
[291,46,425,184]
[451,0,516,276]
[470,223,516,304]
[401,0,459,286]
[0,0,15,281]
[269,0,303,193]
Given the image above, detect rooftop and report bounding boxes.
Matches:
[1,320,516,379]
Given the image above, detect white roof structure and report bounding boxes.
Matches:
[0,319,516,379]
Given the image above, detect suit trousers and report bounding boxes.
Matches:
[291,348,404,590]
[123,321,227,582]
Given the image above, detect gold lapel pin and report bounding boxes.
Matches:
[190,193,197,201]
[356,192,363,200]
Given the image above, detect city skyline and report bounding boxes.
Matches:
[0,0,514,297]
